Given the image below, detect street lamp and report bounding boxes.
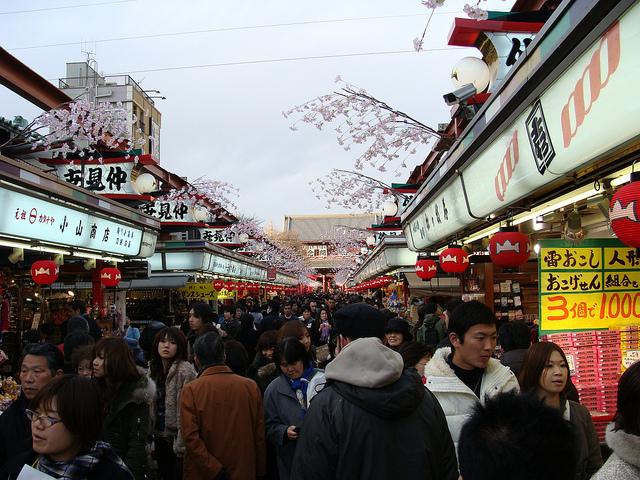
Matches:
[382,199,399,217]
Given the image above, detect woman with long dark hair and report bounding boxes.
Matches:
[4,375,133,479]
[93,338,155,480]
[149,327,196,480]
[519,342,602,479]
[186,302,217,363]
[264,337,325,480]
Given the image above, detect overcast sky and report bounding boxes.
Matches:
[0,0,513,229]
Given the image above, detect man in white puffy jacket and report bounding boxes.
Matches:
[424,300,519,450]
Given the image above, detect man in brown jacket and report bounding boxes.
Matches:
[181,332,266,480]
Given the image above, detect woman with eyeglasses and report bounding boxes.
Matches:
[1,374,133,479]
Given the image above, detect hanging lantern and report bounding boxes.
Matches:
[610,172,640,248]
[100,267,121,287]
[488,229,531,268]
[212,279,225,291]
[382,199,399,217]
[439,247,470,274]
[227,281,238,291]
[415,259,437,280]
[31,260,59,285]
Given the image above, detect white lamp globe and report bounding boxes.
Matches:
[451,57,491,93]
[192,205,210,223]
[366,235,376,247]
[382,199,399,217]
[238,233,249,244]
[360,246,368,255]
[134,173,157,194]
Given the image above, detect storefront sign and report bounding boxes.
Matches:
[179,283,219,301]
[200,228,239,244]
[0,185,144,256]
[57,163,136,194]
[405,5,640,251]
[139,200,199,222]
[539,239,640,334]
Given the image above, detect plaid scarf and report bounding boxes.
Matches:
[37,441,134,479]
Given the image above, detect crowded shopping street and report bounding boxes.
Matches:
[1,0,640,479]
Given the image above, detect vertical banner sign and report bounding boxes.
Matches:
[539,239,640,334]
[266,266,277,281]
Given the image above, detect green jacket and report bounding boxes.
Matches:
[102,374,155,480]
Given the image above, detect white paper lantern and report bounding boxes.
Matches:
[360,246,368,255]
[238,233,249,244]
[134,173,157,194]
[192,205,210,223]
[451,57,491,93]
[382,199,399,217]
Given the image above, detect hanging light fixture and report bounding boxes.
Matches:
[382,199,399,217]
[415,258,437,280]
[31,260,59,285]
[439,247,470,274]
[488,228,531,269]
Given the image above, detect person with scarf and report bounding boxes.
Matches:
[1,375,133,480]
[264,337,325,480]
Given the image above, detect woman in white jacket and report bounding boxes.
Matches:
[592,360,640,479]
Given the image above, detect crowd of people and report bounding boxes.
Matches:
[0,293,638,480]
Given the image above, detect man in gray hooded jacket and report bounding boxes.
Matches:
[290,303,458,480]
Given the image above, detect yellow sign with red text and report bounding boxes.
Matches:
[539,239,640,333]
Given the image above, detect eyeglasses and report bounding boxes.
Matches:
[25,409,63,428]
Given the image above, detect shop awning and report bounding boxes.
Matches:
[405,272,460,293]
[402,0,640,251]
[351,236,415,285]
[121,275,192,290]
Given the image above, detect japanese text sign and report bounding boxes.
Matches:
[0,185,144,257]
[57,163,135,194]
[178,283,218,301]
[539,239,640,334]
[139,200,197,222]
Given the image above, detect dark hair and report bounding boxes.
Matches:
[614,360,640,435]
[224,340,249,376]
[277,320,308,343]
[63,331,94,371]
[301,305,312,314]
[418,303,438,319]
[458,392,578,480]
[190,302,215,323]
[444,298,465,313]
[71,345,94,372]
[149,327,188,383]
[32,375,104,452]
[94,338,141,403]
[498,321,532,352]
[397,341,434,369]
[256,330,278,352]
[193,332,225,368]
[448,300,496,342]
[69,299,86,313]
[22,343,64,373]
[273,337,311,369]
[221,305,235,315]
[518,342,570,396]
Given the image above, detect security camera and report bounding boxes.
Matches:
[443,83,477,106]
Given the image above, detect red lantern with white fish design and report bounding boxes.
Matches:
[439,247,469,274]
[100,267,121,287]
[31,260,59,285]
[488,229,531,268]
[610,172,640,249]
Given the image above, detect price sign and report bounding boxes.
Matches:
[539,239,640,334]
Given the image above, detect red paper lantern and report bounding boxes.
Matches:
[31,260,59,285]
[415,259,437,280]
[488,229,531,268]
[439,247,470,274]
[212,279,224,291]
[100,267,121,287]
[610,172,640,248]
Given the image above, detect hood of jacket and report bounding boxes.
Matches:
[332,368,426,420]
[326,337,403,388]
[112,370,156,414]
[606,423,640,469]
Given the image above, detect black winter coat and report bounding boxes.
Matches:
[290,369,458,480]
[0,394,31,470]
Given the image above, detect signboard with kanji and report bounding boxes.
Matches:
[539,239,640,334]
[0,185,144,256]
[139,200,197,222]
[57,163,135,194]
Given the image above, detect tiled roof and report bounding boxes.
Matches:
[283,213,380,242]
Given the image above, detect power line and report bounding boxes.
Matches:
[99,47,461,76]
[8,11,462,51]
[0,0,135,15]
